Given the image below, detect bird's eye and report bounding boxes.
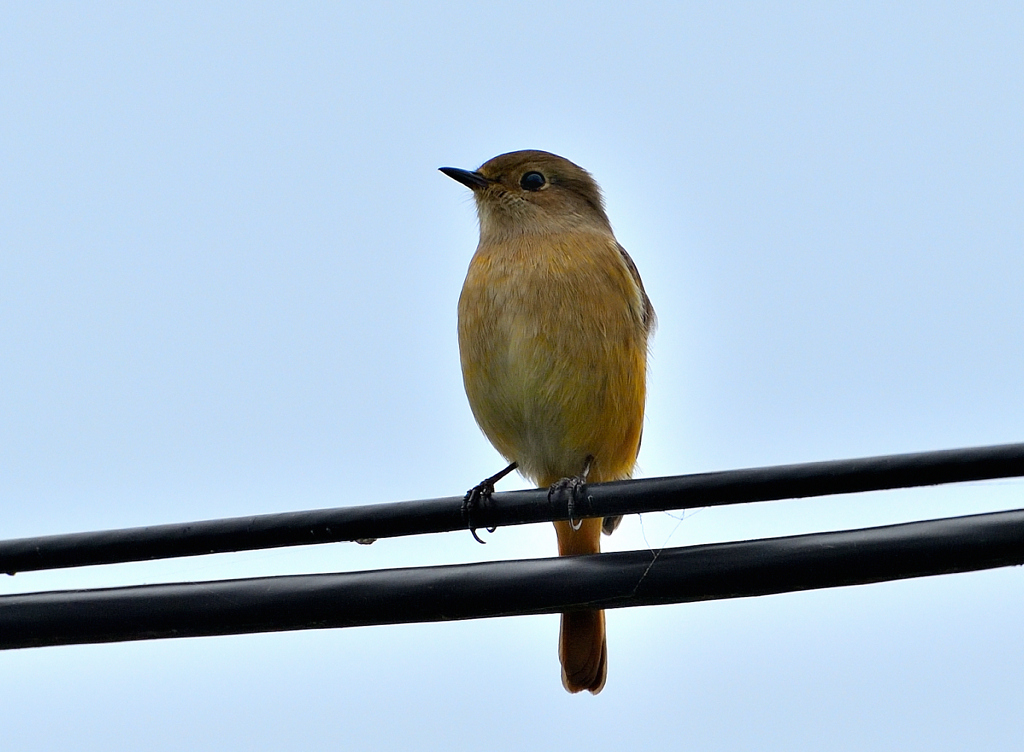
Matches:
[520,171,546,191]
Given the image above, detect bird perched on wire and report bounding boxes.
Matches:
[440,150,655,694]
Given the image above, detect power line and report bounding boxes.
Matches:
[2,441,1023,574]
[2,508,1022,650]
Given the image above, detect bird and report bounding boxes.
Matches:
[440,150,654,694]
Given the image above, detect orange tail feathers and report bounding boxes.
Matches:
[554,517,607,694]
[559,609,607,694]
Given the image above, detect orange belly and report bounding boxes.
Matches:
[457,230,648,486]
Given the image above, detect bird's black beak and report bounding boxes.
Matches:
[439,166,490,190]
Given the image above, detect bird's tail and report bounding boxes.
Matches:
[553,517,607,694]
[559,608,607,693]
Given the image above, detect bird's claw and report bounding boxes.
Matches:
[462,461,517,544]
[548,475,588,531]
[463,482,496,544]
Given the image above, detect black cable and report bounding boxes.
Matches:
[3,441,1024,574]
[2,508,1022,650]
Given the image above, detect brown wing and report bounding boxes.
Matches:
[601,244,654,537]
[617,242,656,332]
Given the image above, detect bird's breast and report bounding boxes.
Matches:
[457,231,649,485]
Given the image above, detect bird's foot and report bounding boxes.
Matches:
[462,461,517,544]
[548,456,594,531]
[462,482,495,544]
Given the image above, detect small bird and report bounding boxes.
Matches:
[441,150,655,694]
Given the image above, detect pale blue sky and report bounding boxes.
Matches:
[2,3,1023,750]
